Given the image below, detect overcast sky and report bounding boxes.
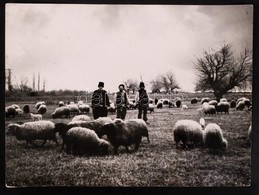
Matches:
[5,4,253,92]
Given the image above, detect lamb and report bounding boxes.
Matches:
[5,106,16,118]
[181,104,188,110]
[236,101,245,111]
[15,108,23,116]
[217,101,230,114]
[203,123,227,154]
[58,101,65,107]
[7,121,58,146]
[35,101,45,110]
[191,98,198,104]
[202,102,216,115]
[98,119,150,154]
[30,113,42,121]
[72,114,91,122]
[37,104,47,114]
[51,106,70,119]
[78,104,90,114]
[148,103,155,113]
[173,119,204,149]
[64,127,111,156]
[67,104,79,115]
[201,97,210,104]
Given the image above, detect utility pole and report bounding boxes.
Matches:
[37,72,40,91]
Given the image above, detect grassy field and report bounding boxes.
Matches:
[5,101,251,187]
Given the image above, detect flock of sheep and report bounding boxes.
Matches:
[5,95,252,156]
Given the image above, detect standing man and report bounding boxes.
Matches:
[135,82,149,123]
[115,84,129,120]
[91,81,110,119]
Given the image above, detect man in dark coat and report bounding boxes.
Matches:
[114,84,129,120]
[91,82,110,119]
[135,82,149,122]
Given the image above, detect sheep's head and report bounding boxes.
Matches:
[6,124,20,135]
[99,123,117,138]
[54,123,71,137]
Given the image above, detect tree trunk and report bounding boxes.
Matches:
[213,90,225,101]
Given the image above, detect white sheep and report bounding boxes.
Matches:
[203,123,227,154]
[173,119,204,149]
[236,101,245,111]
[201,97,210,104]
[35,101,45,110]
[220,98,227,102]
[203,102,216,115]
[148,103,155,113]
[208,100,218,109]
[58,101,65,107]
[99,118,150,154]
[64,127,111,156]
[181,104,188,110]
[78,104,90,114]
[7,121,58,146]
[15,108,23,116]
[67,104,79,115]
[30,113,42,121]
[71,114,91,122]
[37,104,47,114]
[52,106,70,119]
[217,101,230,114]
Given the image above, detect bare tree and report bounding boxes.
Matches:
[19,76,32,92]
[150,76,163,93]
[194,44,252,99]
[124,79,138,94]
[160,71,179,93]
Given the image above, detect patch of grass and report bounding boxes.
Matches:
[5,101,251,186]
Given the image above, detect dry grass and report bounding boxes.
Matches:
[5,101,251,187]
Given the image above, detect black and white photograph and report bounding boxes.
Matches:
[4,4,253,187]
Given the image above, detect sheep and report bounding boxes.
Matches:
[173,119,204,149]
[99,119,150,154]
[30,113,42,121]
[148,103,155,113]
[35,101,45,110]
[208,100,218,110]
[64,127,110,156]
[175,100,181,108]
[191,98,198,104]
[202,103,216,115]
[11,104,20,109]
[181,104,188,110]
[244,99,252,108]
[201,97,210,104]
[230,100,237,108]
[15,108,23,117]
[169,101,174,108]
[237,97,246,104]
[217,101,230,114]
[23,104,30,114]
[203,123,227,154]
[162,99,170,105]
[236,101,245,111]
[58,101,65,107]
[7,121,59,146]
[71,114,91,122]
[149,99,154,104]
[78,104,90,114]
[5,106,16,118]
[51,106,70,119]
[67,104,79,115]
[220,98,227,102]
[157,102,163,109]
[37,104,47,114]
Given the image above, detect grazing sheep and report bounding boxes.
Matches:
[78,104,90,114]
[7,121,58,146]
[162,99,170,105]
[15,108,23,117]
[67,104,79,115]
[201,97,210,104]
[35,101,45,110]
[220,98,227,102]
[58,101,65,107]
[37,104,47,114]
[157,102,163,109]
[237,97,246,104]
[64,127,110,156]
[23,105,30,114]
[191,98,198,104]
[230,100,237,108]
[217,102,230,114]
[236,101,245,111]
[244,99,251,108]
[173,119,204,149]
[203,103,216,115]
[99,119,150,154]
[12,104,20,109]
[175,100,181,108]
[72,114,91,121]
[203,123,227,154]
[52,107,70,119]
[208,100,218,110]
[181,104,188,110]
[148,103,155,113]
[30,113,42,121]
[5,106,16,118]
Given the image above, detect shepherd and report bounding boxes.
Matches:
[135,82,149,123]
[114,84,129,120]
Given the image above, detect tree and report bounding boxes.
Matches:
[124,79,138,94]
[150,76,163,93]
[160,71,179,93]
[194,44,252,99]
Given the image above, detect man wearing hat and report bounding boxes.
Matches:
[114,84,129,120]
[135,82,149,123]
[91,81,110,119]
